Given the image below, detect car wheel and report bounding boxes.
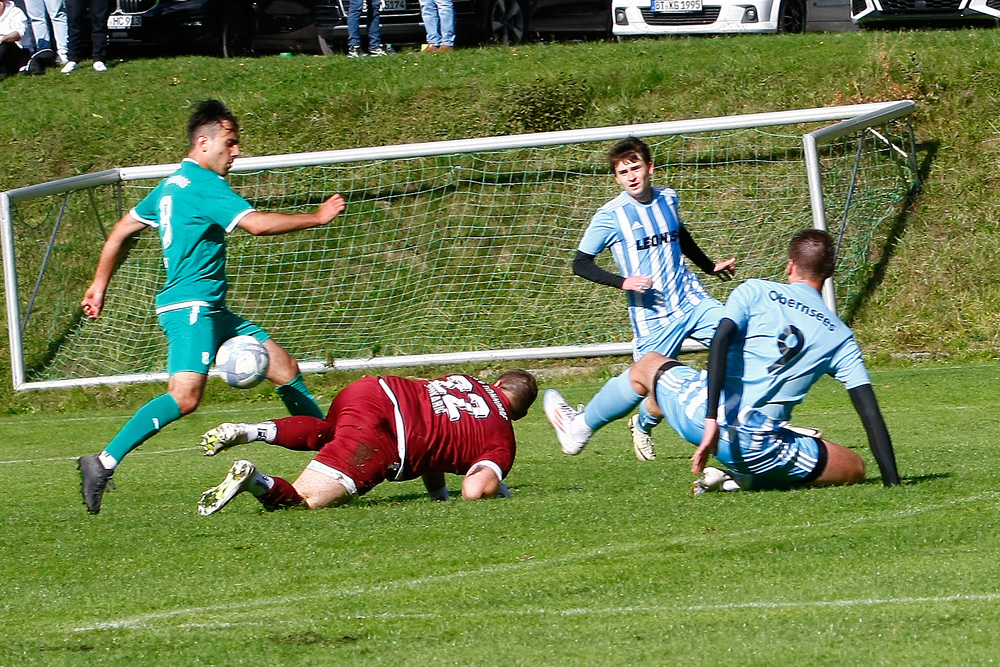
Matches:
[486,0,526,45]
[219,2,254,58]
[777,0,805,32]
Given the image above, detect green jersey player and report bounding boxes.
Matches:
[77,99,346,514]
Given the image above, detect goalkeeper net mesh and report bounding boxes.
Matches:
[3,109,919,387]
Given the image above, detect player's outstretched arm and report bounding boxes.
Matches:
[679,226,735,280]
[238,194,346,236]
[849,384,901,487]
[81,213,147,319]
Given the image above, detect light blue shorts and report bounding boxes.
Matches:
[634,298,724,361]
[158,306,268,376]
[653,362,827,484]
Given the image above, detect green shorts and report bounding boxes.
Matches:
[158,305,268,376]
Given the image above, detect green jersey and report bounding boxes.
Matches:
[131,158,256,314]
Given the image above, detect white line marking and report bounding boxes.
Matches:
[71,492,1000,633]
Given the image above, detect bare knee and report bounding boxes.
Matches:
[629,352,670,396]
[811,441,866,486]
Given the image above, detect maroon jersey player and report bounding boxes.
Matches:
[197,370,538,515]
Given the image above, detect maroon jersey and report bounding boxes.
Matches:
[380,374,516,480]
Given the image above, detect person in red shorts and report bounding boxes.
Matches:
[197,369,537,515]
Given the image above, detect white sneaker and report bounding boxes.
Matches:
[543,389,590,455]
[629,414,656,461]
[198,460,256,515]
[93,61,107,72]
[61,60,77,74]
[692,466,741,494]
[200,422,250,456]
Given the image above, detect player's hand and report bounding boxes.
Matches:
[622,275,653,293]
[317,194,346,223]
[712,258,736,281]
[691,418,720,474]
[81,286,104,319]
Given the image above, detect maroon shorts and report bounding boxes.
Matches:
[312,376,401,496]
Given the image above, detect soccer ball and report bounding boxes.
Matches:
[215,335,269,388]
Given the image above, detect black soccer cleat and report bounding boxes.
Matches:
[78,454,114,514]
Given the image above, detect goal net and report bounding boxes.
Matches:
[1,101,919,390]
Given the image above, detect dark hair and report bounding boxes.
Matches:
[608,137,652,172]
[187,100,239,148]
[789,229,836,281]
[495,370,538,421]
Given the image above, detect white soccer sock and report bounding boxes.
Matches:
[246,422,277,443]
[570,414,593,442]
[98,451,118,470]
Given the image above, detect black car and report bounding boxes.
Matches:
[105,0,609,58]
[106,0,320,57]
[316,0,611,50]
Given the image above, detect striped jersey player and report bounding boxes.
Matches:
[545,137,736,461]
[632,229,900,491]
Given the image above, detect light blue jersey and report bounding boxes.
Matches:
[579,186,713,351]
[720,279,871,423]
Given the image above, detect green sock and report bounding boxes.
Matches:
[104,394,182,465]
[276,374,324,418]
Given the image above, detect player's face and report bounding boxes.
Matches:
[197,121,241,176]
[613,158,654,203]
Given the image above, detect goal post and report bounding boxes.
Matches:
[1,101,919,391]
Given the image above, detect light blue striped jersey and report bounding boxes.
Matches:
[720,279,871,423]
[579,186,710,340]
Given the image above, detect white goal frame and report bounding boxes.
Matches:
[1,100,918,391]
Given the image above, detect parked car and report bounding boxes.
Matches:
[315,0,611,49]
[611,0,853,35]
[106,0,320,57]
[851,0,999,25]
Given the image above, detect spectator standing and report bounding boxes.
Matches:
[24,0,67,65]
[420,0,454,51]
[0,0,32,76]
[61,0,111,72]
[346,0,388,57]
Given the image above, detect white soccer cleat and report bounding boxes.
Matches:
[543,389,589,455]
[692,466,741,495]
[60,60,77,74]
[200,423,250,456]
[629,414,656,461]
[198,460,256,515]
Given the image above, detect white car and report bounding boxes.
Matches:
[612,0,853,34]
[851,0,1000,25]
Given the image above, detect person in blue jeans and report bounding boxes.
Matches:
[420,0,454,51]
[347,0,387,57]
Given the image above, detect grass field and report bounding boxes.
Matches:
[3,362,999,665]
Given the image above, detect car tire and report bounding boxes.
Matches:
[485,0,526,44]
[777,0,806,32]
[219,2,254,58]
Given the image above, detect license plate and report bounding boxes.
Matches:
[651,0,702,11]
[107,14,140,28]
[381,0,406,10]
